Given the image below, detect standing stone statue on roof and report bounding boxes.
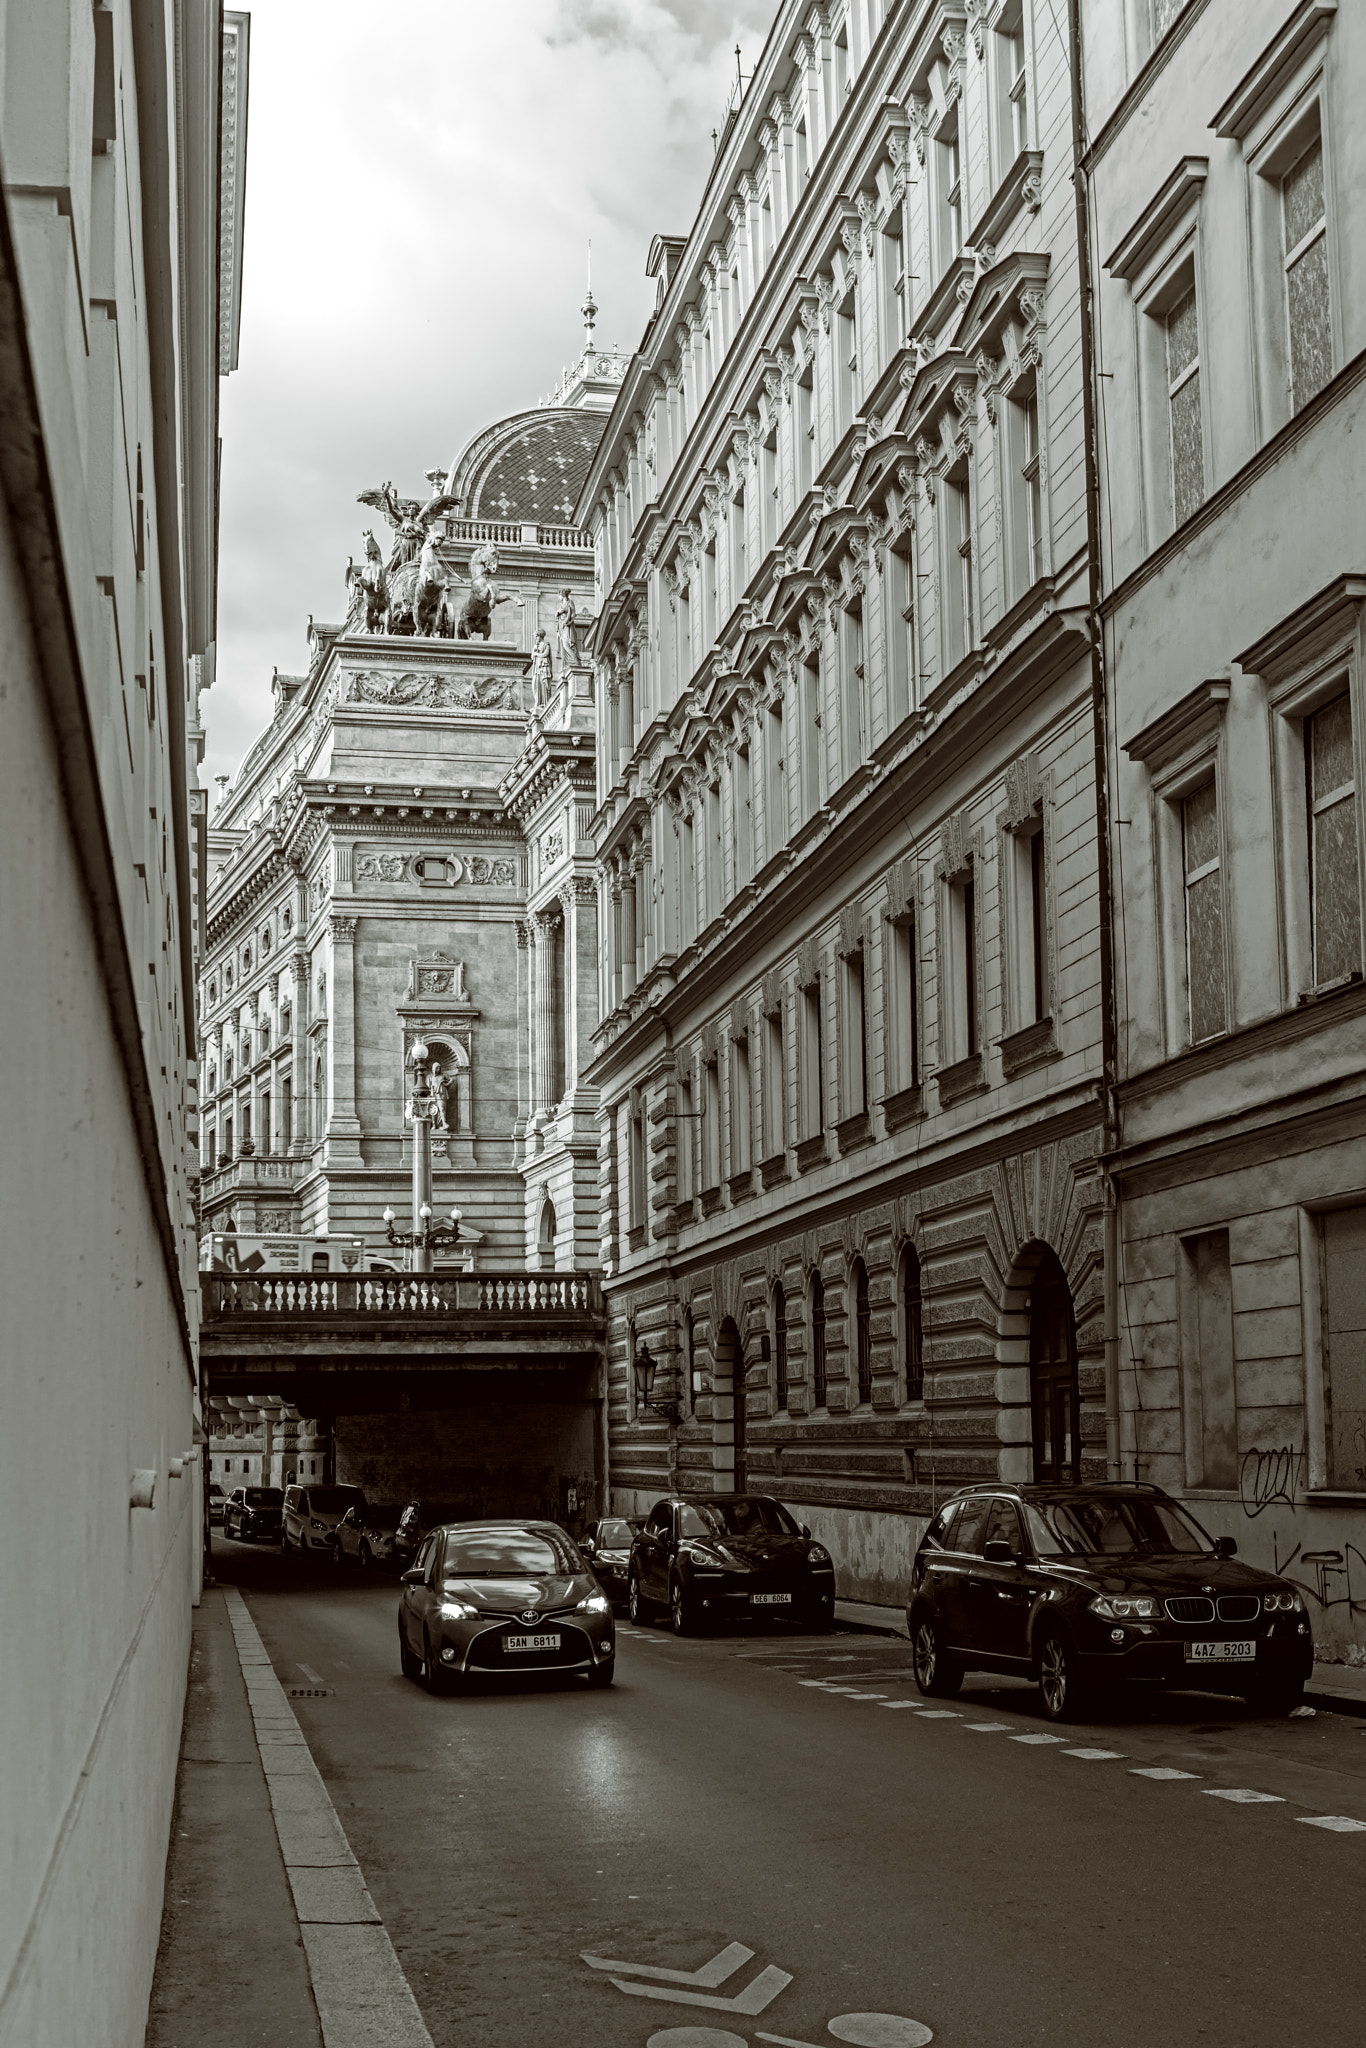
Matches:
[529,628,554,713]
[555,590,581,669]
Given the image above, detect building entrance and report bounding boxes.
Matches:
[713,1317,746,1493]
[1028,1250,1080,1484]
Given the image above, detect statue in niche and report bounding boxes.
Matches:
[529,628,554,713]
[555,589,581,669]
[456,543,523,641]
[429,1063,451,1133]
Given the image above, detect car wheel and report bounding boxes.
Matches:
[399,1620,421,1682]
[912,1614,963,1698]
[588,1658,615,1688]
[670,1575,700,1637]
[1244,1679,1305,1717]
[628,1566,652,1625]
[421,1629,447,1695]
[1037,1629,1085,1722]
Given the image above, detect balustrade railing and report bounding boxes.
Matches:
[202,1270,602,1320]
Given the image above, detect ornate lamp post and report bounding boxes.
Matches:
[632,1339,680,1422]
[384,1038,462,1272]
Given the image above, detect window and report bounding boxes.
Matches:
[943,467,973,670]
[208,979,217,1005]
[1006,822,1049,1031]
[885,543,914,728]
[280,1000,291,1037]
[886,910,920,1093]
[730,1035,751,1174]
[225,1051,233,1080]
[902,1246,924,1402]
[259,1095,271,1154]
[706,781,723,921]
[945,867,980,1061]
[1179,1230,1235,1489]
[702,1056,721,1190]
[1306,692,1361,985]
[680,812,697,946]
[1282,134,1331,413]
[260,1018,270,1052]
[678,1074,695,1201]
[763,1005,785,1158]
[841,950,868,1116]
[1322,1207,1366,1490]
[260,926,271,955]
[1008,383,1044,596]
[207,1065,217,1095]
[733,746,753,887]
[282,907,292,933]
[729,489,747,604]
[241,1033,251,1065]
[839,603,865,778]
[629,1102,646,1229]
[801,652,824,819]
[936,124,963,273]
[1181,779,1227,1040]
[1151,0,1189,39]
[853,1260,872,1404]
[796,371,814,497]
[801,976,825,1136]
[759,431,778,556]
[281,1075,292,1147]
[811,1272,827,1409]
[773,1281,789,1411]
[880,222,905,364]
[994,7,1027,170]
[764,699,786,855]
[1166,285,1203,527]
[836,293,857,435]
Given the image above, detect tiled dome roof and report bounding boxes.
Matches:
[450,408,607,528]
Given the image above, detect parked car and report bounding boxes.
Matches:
[282,1483,367,1556]
[207,1483,226,1526]
[580,1517,643,1606]
[628,1494,836,1635]
[335,1502,403,1571]
[907,1482,1314,1721]
[392,1499,462,1573]
[398,1518,614,1692]
[223,1486,284,1543]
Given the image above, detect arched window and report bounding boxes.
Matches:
[853,1259,872,1404]
[773,1280,788,1411]
[902,1245,924,1402]
[538,1198,557,1250]
[811,1272,827,1409]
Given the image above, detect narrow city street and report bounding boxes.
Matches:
[213,1536,1366,2048]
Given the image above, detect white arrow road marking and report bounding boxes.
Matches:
[582,1942,755,1988]
[758,2016,933,2047]
[607,1966,794,2015]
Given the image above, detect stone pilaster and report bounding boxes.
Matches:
[324,915,362,1161]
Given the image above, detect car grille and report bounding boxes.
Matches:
[466,1623,593,1670]
[1165,1596,1216,1624]
[1216,1595,1260,1623]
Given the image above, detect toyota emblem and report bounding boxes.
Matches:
[520,1608,540,1624]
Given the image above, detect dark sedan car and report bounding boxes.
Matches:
[580,1516,643,1606]
[907,1482,1314,1720]
[628,1493,836,1634]
[398,1519,615,1692]
[223,1486,284,1543]
[334,1503,403,1570]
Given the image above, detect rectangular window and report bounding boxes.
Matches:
[796,373,814,497]
[1008,383,1043,596]
[680,814,697,946]
[946,872,979,1060]
[801,653,824,819]
[1323,1206,1366,1490]
[836,295,857,434]
[760,433,778,556]
[962,874,978,1056]
[1182,1229,1236,1488]
[706,781,723,921]
[730,1037,752,1172]
[1181,779,1227,1041]
[1007,825,1048,1030]
[259,1095,271,1155]
[702,541,718,647]
[885,544,914,728]
[839,603,865,777]
[763,1008,785,1157]
[943,470,973,669]
[1283,134,1331,413]
[629,1107,646,1229]
[880,223,905,363]
[764,699,786,856]
[733,746,753,887]
[994,8,1027,169]
[282,1075,292,1147]
[1306,692,1362,985]
[774,1286,789,1410]
[677,581,692,682]
[677,1075,695,1201]
[1166,285,1203,527]
[801,979,825,1137]
[842,952,868,1116]
[937,126,962,270]
[729,488,747,606]
[702,1059,721,1189]
[887,914,920,1092]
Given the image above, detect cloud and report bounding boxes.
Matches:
[207,0,770,792]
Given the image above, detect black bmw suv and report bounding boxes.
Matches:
[907,1482,1313,1720]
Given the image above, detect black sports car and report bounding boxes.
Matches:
[907,1482,1314,1719]
[580,1516,643,1606]
[628,1493,836,1634]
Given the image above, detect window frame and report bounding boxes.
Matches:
[1149,724,1232,1056]
[852,1258,873,1406]
[1240,65,1340,444]
[901,1243,925,1404]
[809,1269,828,1411]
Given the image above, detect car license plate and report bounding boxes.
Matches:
[752,1593,792,1605]
[505,1632,560,1652]
[1185,1640,1255,1662]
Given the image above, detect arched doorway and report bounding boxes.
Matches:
[1027,1249,1080,1484]
[712,1318,746,1494]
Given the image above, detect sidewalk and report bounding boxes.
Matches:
[145,1587,433,2048]
[833,1597,1366,1718]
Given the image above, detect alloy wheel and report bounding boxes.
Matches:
[628,1569,645,1624]
[914,1620,937,1691]
[1039,1634,1070,1720]
[670,1578,688,1636]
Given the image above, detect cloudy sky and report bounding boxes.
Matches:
[208,0,775,791]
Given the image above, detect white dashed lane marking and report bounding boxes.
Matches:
[1063,1748,1127,1762]
[1132,1767,1201,1781]
[1011,1732,1065,1745]
[1299,1815,1366,1832]
[965,1722,1011,1733]
[1203,1788,1285,1803]
[879,1702,918,1710]
[914,1710,960,1720]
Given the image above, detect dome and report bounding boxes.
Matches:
[447,407,608,529]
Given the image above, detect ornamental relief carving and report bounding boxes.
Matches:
[342,670,519,711]
[353,849,516,888]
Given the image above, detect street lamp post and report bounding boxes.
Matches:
[383,1039,462,1271]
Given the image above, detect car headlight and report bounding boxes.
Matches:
[311,1518,329,1531]
[1089,1593,1160,1621]
[1264,1589,1304,1613]
[440,1599,476,1622]
[807,1544,832,1567]
[576,1591,611,1615]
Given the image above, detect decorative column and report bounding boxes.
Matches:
[621,871,638,1001]
[514,917,533,1154]
[325,915,362,1160]
[532,905,561,1117]
[559,878,598,1105]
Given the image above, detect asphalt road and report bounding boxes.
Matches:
[216,1533,1366,2048]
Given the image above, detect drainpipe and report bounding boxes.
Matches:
[1067,0,1122,1480]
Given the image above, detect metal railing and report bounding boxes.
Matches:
[201,1270,602,1320]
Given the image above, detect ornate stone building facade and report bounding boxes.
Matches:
[581,0,1110,1600]
[1083,0,1366,1659]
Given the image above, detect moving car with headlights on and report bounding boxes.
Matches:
[580,1516,643,1607]
[334,1502,403,1571]
[208,1483,226,1526]
[628,1494,836,1634]
[398,1519,615,1692]
[282,1483,367,1556]
[907,1482,1314,1720]
[223,1486,283,1543]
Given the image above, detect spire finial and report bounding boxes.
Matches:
[582,239,596,349]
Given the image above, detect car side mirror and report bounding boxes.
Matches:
[983,1539,1016,1564]
[400,1568,424,1586]
[801,1524,812,1538]
[1214,1535,1238,1558]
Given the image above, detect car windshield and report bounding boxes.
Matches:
[307,1487,364,1513]
[1024,1495,1214,1557]
[443,1529,580,1577]
[244,1488,282,1506]
[689,1498,800,1538]
[594,1519,635,1548]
